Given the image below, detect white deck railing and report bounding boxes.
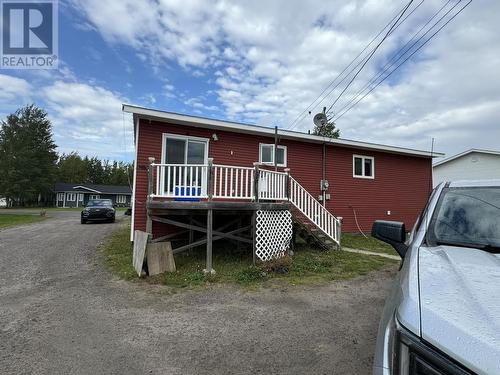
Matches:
[148,162,340,245]
[152,164,208,198]
[258,169,288,201]
[213,165,255,199]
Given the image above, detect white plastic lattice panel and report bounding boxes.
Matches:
[255,210,292,261]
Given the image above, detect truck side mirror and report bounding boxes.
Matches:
[372,220,408,258]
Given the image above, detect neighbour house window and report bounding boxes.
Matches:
[57,193,64,201]
[259,144,287,167]
[90,194,100,200]
[116,195,126,204]
[66,193,76,202]
[353,155,375,179]
[78,193,84,201]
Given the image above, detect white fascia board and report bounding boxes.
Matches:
[123,104,443,158]
[433,148,500,167]
[73,186,102,194]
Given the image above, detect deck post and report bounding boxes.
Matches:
[253,162,260,202]
[337,218,342,251]
[284,168,291,201]
[147,157,155,202]
[189,217,194,246]
[207,158,214,201]
[146,157,155,237]
[204,208,215,274]
[251,210,257,265]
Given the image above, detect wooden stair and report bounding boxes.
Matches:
[291,209,338,250]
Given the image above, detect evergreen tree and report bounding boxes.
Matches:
[312,120,340,138]
[57,152,88,183]
[0,105,58,206]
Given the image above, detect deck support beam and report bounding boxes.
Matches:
[204,208,214,274]
[172,226,251,254]
[150,216,252,244]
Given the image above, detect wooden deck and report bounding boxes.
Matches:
[142,159,341,274]
[147,200,290,213]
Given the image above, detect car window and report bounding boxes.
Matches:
[87,200,112,207]
[428,187,500,247]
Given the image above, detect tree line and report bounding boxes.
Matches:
[0,105,132,207]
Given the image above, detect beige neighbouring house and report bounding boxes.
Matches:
[433,149,500,187]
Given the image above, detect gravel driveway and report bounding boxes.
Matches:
[0,210,396,375]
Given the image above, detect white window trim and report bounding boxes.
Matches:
[161,133,210,196]
[66,193,77,202]
[353,154,375,179]
[57,193,64,201]
[90,194,100,200]
[161,133,210,165]
[116,195,127,204]
[78,193,84,201]
[259,143,287,167]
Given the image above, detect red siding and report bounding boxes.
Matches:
[134,119,432,235]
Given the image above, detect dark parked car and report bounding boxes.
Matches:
[81,199,115,224]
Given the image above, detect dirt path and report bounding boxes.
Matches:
[0,210,396,374]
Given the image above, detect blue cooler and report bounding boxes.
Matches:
[174,186,202,201]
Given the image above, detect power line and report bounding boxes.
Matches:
[332,0,472,122]
[332,0,456,119]
[324,0,415,117]
[287,0,423,130]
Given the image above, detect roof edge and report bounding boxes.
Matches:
[123,103,444,158]
[433,148,500,167]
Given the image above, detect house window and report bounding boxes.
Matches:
[116,195,126,204]
[57,193,64,201]
[353,155,375,179]
[78,193,84,201]
[162,134,209,195]
[259,144,287,167]
[90,194,100,200]
[66,193,76,202]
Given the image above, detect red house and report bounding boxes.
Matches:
[124,104,439,271]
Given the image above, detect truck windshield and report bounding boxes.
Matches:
[428,187,500,249]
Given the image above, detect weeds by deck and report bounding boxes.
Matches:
[101,223,398,290]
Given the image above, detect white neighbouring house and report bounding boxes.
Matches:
[0,197,6,208]
[433,149,500,187]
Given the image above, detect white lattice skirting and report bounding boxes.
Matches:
[255,210,293,261]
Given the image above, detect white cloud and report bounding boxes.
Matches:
[0,74,32,102]
[0,75,33,121]
[72,0,500,157]
[42,81,134,159]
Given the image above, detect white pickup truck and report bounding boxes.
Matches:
[372,180,500,375]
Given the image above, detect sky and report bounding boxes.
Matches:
[0,0,498,162]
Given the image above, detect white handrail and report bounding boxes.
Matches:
[289,176,340,245]
[213,165,255,199]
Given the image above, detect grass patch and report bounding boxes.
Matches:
[1,207,129,212]
[0,213,47,229]
[341,232,398,256]
[101,222,398,290]
[100,223,137,280]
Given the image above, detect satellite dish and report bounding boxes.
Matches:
[313,112,327,127]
